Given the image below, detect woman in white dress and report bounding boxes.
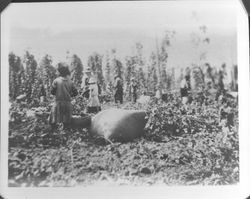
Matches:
[87,77,101,114]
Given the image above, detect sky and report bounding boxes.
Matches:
[2,1,238,70]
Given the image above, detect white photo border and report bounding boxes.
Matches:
[1,1,250,199]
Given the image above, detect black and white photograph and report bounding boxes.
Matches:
[1,0,250,198]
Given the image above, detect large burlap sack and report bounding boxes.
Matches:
[90,109,147,142]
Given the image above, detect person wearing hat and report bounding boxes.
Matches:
[81,67,92,99]
[130,77,138,103]
[86,76,101,114]
[114,75,123,104]
[180,74,191,104]
[49,63,78,130]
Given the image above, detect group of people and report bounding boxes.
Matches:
[113,76,138,104]
[48,64,140,130]
[49,64,105,130]
[48,62,234,130]
[179,69,235,107]
[47,63,195,131]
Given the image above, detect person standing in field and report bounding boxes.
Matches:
[155,84,161,103]
[130,78,138,103]
[114,75,123,104]
[39,84,46,104]
[86,77,101,114]
[49,63,78,130]
[180,75,191,104]
[216,69,225,101]
[81,67,92,99]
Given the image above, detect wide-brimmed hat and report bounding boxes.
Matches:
[88,77,97,84]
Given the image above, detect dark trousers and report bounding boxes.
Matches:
[132,93,137,103]
[114,91,123,104]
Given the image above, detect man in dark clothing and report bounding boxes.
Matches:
[216,70,225,101]
[39,84,46,103]
[130,78,138,103]
[114,76,123,104]
[81,67,92,99]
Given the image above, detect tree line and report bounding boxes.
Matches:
[9,29,238,104]
[8,34,176,103]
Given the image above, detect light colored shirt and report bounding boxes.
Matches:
[181,79,188,89]
[155,90,161,99]
[88,83,100,107]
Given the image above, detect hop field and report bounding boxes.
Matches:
[8,93,239,187]
[6,3,239,188]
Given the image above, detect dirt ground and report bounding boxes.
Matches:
[8,97,239,187]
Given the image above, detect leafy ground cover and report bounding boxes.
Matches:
[8,93,239,187]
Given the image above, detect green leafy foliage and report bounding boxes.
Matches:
[8,92,238,186]
[69,54,84,87]
[9,53,25,100]
[144,94,238,185]
[147,53,158,93]
[39,54,56,89]
[8,31,238,186]
[23,51,38,102]
[104,52,112,90]
[88,53,104,87]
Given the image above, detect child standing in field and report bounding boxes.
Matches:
[49,63,78,130]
